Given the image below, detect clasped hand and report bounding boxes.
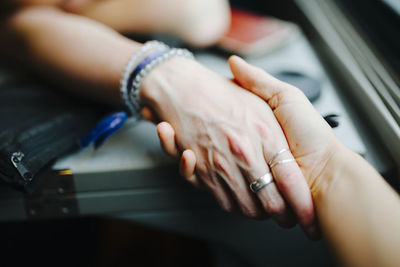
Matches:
[140,56,330,240]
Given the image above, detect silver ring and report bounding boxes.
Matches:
[268,148,290,166]
[250,172,274,193]
[269,158,296,169]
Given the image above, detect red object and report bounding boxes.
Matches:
[218,8,297,57]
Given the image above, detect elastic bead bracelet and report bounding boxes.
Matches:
[128,48,195,116]
[120,40,169,114]
[126,49,169,97]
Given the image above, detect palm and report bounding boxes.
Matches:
[272,90,339,188]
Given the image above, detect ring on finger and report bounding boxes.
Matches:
[249,172,274,193]
[268,148,296,169]
[269,158,296,169]
[268,148,290,165]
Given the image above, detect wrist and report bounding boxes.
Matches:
[311,141,361,206]
[139,56,198,116]
[119,40,194,118]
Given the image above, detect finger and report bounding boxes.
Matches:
[211,151,264,219]
[229,56,328,135]
[156,122,180,158]
[179,150,196,177]
[265,146,319,240]
[179,150,205,189]
[228,55,292,109]
[141,106,160,124]
[196,164,236,213]
[226,132,293,226]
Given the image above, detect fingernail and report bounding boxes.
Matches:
[305,224,321,241]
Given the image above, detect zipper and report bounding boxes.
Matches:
[7,112,98,186]
[10,152,33,183]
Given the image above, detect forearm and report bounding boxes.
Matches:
[316,145,400,267]
[1,6,141,105]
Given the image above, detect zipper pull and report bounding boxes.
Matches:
[11,152,33,183]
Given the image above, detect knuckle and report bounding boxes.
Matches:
[227,133,250,164]
[255,122,272,141]
[243,208,262,219]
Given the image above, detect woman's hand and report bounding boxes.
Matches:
[227,56,342,199]
[140,56,317,239]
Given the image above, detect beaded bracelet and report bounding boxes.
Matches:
[120,40,169,114]
[128,48,195,117]
[126,49,169,95]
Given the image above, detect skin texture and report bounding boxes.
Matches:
[158,56,400,266]
[160,56,338,200]
[140,57,316,234]
[1,1,314,238]
[150,57,320,238]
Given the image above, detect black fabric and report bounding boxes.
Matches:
[0,67,107,191]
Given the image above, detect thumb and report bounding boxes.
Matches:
[228,55,290,106]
